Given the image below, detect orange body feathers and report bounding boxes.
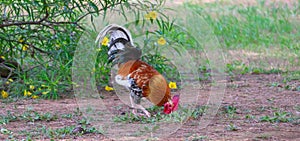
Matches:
[118,60,171,106]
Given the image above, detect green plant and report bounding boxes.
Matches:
[0,110,17,125]
[294,104,300,112]
[245,114,256,120]
[188,135,208,141]
[0,128,13,135]
[198,65,211,81]
[260,111,294,123]
[44,126,75,139]
[187,1,299,73]
[225,123,239,131]
[20,110,58,122]
[0,0,128,99]
[222,105,237,118]
[191,106,208,119]
[61,113,74,119]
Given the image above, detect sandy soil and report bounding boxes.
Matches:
[1,74,299,140]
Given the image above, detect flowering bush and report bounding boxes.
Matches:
[1,0,189,99]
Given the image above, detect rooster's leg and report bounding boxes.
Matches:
[129,94,151,117]
[129,94,138,115]
[135,104,151,117]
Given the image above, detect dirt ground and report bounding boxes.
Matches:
[1,74,299,140]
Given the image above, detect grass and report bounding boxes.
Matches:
[294,104,300,112]
[185,0,299,75]
[188,134,208,141]
[259,110,295,123]
[0,108,102,140]
[0,110,58,125]
[225,123,240,131]
[221,105,238,119]
[245,114,256,121]
[200,1,299,50]
[113,105,208,123]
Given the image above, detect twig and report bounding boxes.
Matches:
[76,2,124,22]
[0,9,49,28]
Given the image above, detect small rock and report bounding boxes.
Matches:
[72,125,84,134]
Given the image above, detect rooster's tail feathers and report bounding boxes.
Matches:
[96,24,141,66]
[96,24,133,54]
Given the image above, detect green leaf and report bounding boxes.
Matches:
[88,1,99,13]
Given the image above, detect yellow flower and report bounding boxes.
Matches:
[18,37,24,43]
[145,11,157,20]
[41,84,47,88]
[55,44,60,49]
[29,85,35,90]
[0,56,5,59]
[42,91,50,95]
[169,82,177,89]
[31,95,39,99]
[145,14,151,20]
[5,79,13,85]
[24,90,32,96]
[101,37,109,46]
[149,11,157,20]
[22,44,29,51]
[92,68,96,73]
[1,90,9,99]
[157,37,166,45]
[105,86,114,91]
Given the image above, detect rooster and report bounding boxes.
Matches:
[96,24,179,117]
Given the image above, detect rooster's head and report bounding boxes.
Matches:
[163,95,180,114]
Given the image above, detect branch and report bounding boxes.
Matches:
[0,9,49,28]
[0,36,50,55]
[27,43,50,54]
[76,2,124,22]
[44,20,85,30]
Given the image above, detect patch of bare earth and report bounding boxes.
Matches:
[1,74,299,140]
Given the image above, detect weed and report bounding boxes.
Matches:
[20,111,58,122]
[113,112,162,123]
[198,65,211,81]
[225,123,240,131]
[260,111,294,123]
[269,82,280,87]
[245,114,256,120]
[1,110,58,124]
[257,106,267,112]
[191,106,208,119]
[0,111,17,125]
[256,134,271,140]
[45,126,75,139]
[113,106,203,124]
[294,105,300,112]
[61,113,74,119]
[222,105,237,118]
[188,135,208,141]
[0,128,13,135]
